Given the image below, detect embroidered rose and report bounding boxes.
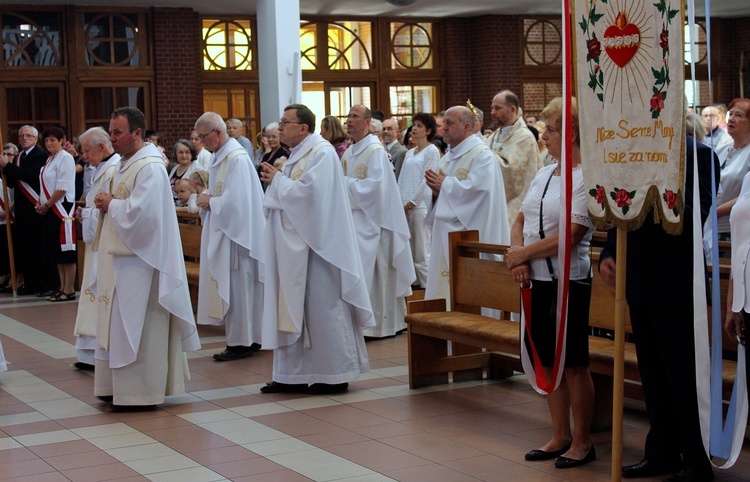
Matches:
[650,92,665,112]
[594,64,600,74]
[587,37,602,59]
[659,28,669,52]
[663,189,677,210]
[595,185,606,204]
[614,189,632,208]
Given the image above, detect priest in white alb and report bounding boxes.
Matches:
[425,105,510,305]
[341,104,415,338]
[259,103,374,395]
[73,127,120,371]
[93,107,200,411]
[194,112,265,362]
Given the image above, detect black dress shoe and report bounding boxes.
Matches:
[109,404,157,412]
[664,466,714,482]
[250,343,262,352]
[622,458,682,478]
[259,381,309,394]
[555,445,596,469]
[74,362,95,371]
[213,346,254,361]
[307,382,349,394]
[525,441,572,461]
[97,395,113,403]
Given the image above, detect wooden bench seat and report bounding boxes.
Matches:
[406,230,743,432]
[178,222,202,311]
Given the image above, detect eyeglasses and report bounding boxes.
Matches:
[1,153,14,157]
[278,120,303,127]
[196,129,218,141]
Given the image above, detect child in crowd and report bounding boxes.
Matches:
[174,179,197,215]
[187,170,208,214]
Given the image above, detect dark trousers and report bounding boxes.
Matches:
[628,303,711,471]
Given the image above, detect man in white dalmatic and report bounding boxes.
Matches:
[194,112,265,361]
[93,107,200,411]
[258,103,374,395]
[342,104,415,338]
[73,127,120,371]
[424,105,510,305]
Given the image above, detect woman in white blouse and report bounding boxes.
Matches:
[714,98,750,239]
[37,127,77,302]
[398,113,440,289]
[725,170,750,382]
[505,97,596,468]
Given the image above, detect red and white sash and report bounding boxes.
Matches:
[15,152,40,206]
[40,157,76,251]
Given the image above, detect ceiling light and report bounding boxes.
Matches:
[386,0,416,6]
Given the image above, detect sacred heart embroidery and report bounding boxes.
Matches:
[603,12,640,68]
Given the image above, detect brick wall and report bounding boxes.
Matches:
[152,7,203,150]
[442,16,526,118]
[719,17,750,102]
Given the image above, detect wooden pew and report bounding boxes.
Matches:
[405,230,743,432]
[178,222,201,312]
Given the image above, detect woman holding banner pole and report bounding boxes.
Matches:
[506,97,596,469]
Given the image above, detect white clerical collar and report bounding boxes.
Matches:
[119,143,161,170]
[351,134,377,155]
[448,134,482,160]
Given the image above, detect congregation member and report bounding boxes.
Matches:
[342,104,415,338]
[93,107,200,411]
[599,135,719,481]
[486,90,543,225]
[382,118,407,179]
[257,122,288,190]
[704,99,750,263]
[0,143,17,292]
[259,103,374,395]
[398,112,440,289]
[320,115,348,159]
[369,118,383,141]
[194,112,265,361]
[0,125,57,296]
[424,106,510,303]
[701,104,732,158]
[190,129,213,169]
[226,118,254,155]
[168,139,201,203]
[725,158,750,412]
[73,127,120,371]
[506,97,596,469]
[37,127,77,302]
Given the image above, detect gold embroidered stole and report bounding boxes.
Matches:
[341,141,382,179]
[437,142,488,181]
[288,140,328,182]
[206,148,245,319]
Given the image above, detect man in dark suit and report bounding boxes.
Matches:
[0,125,57,296]
[599,136,718,482]
[382,118,407,180]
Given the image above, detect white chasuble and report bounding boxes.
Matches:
[425,135,510,305]
[197,138,265,347]
[342,134,415,337]
[74,154,120,340]
[95,144,200,369]
[261,133,373,382]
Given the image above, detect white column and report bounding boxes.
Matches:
[257,0,302,128]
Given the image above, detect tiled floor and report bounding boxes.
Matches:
[0,294,748,481]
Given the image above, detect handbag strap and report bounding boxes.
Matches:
[538,167,557,280]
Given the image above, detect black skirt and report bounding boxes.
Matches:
[525,278,592,368]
